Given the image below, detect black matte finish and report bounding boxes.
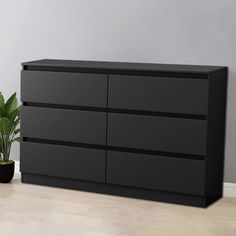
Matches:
[107,151,205,195]
[109,75,208,115]
[20,59,227,207]
[21,106,106,145]
[21,70,107,107]
[108,113,207,156]
[22,173,205,207]
[21,142,106,182]
[22,59,225,75]
[205,69,228,205]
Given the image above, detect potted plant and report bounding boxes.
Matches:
[0,92,20,183]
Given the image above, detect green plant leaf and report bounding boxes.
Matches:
[0,117,12,133]
[11,137,21,143]
[0,92,20,162]
[0,106,7,117]
[14,116,20,126]
[14,128,20,135]
[4,92,18,114]
[0,92,4,106]
[8,108,19,123]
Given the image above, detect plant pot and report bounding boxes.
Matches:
[0,161,15,183]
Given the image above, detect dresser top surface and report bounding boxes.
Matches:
[22,59,226,74]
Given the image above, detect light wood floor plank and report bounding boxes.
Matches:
[0,173,236,236]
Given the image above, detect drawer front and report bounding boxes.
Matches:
[21,142,106,182]
[108,113,207,155]
[108,75,208,115]
[21,71,107,107]
[21,106,106,145]
[107,151,205,195]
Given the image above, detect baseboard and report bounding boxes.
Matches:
[15,161,236,198]
[224,182,236,198]
[15,160,20,173]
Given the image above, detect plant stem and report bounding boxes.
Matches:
[1,133,4,162]
[3,134,7,162]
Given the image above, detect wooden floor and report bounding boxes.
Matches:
[0,173,236,236]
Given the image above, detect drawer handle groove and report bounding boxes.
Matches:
[22,102,207,120]
[22,138,205,161]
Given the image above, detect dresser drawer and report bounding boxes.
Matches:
[21,142,106,182]
[21,106,106,145]
[107,151,205,195]
[21,71,107,107]
[108,75,208,115]
[107,113,207,155]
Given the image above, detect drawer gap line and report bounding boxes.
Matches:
[22,102,207,120]
[22,138,205,161]
[23,65,208,79]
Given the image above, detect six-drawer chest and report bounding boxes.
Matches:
[20,59,227,207]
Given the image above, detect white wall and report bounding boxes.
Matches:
[0,0,235,182]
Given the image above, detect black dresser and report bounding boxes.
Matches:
[20,59,227,207]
